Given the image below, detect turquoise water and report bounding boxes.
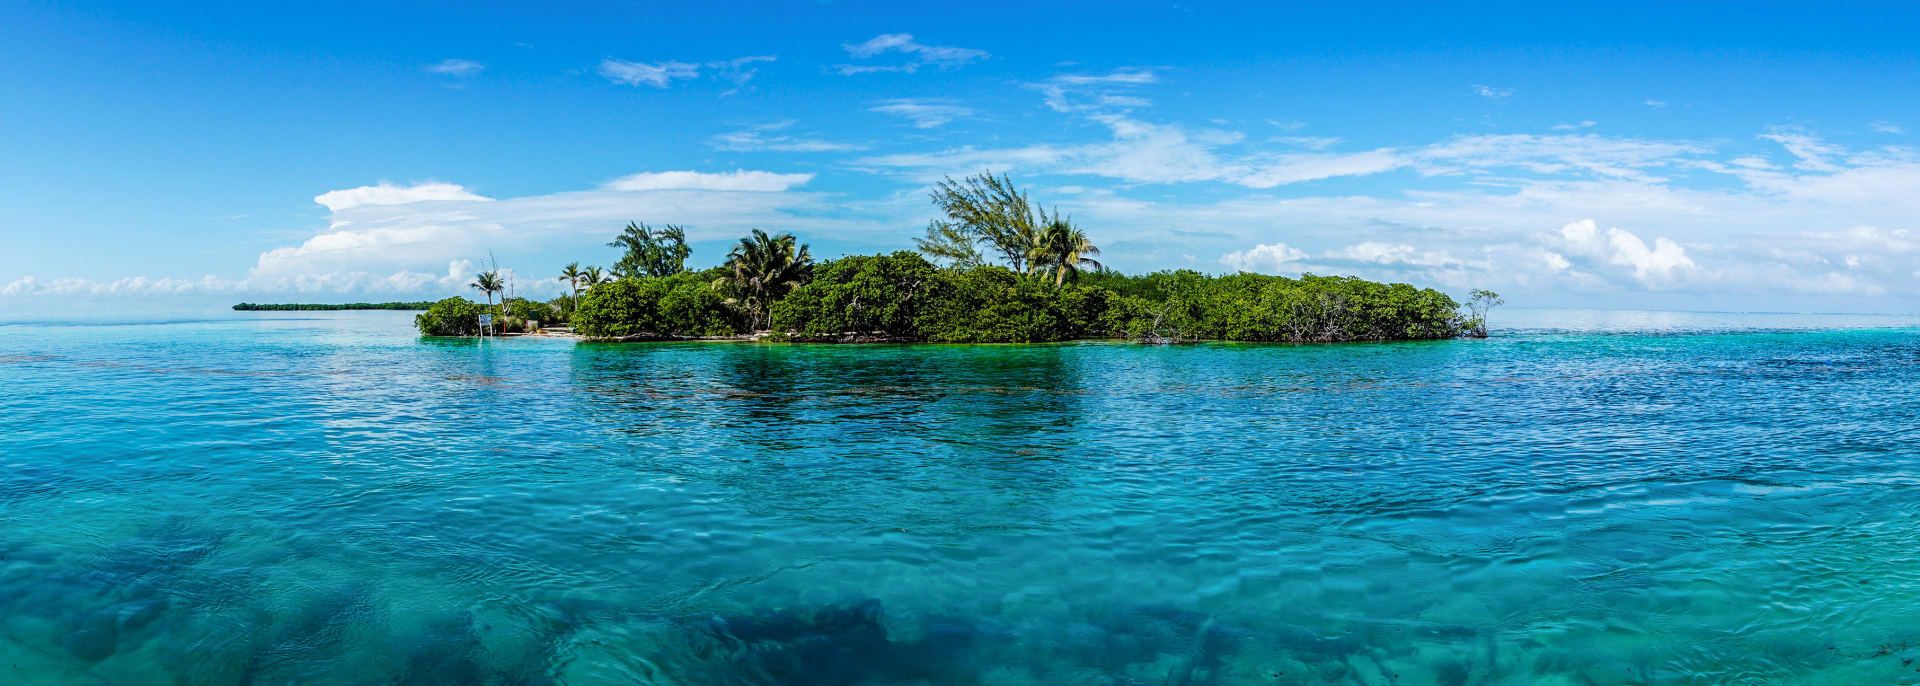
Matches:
[5,311,1920,685]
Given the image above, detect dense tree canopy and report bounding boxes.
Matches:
[571,271,737,338]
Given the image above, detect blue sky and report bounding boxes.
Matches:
[3,1,1918,312]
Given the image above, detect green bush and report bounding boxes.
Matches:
[914,267,1079,343]
[507,298,558,326]
[413,297,488,336]
[572,274,738,338]
[771,252,940,339]
[1135,272,1462,342]
[568,253,1461,344]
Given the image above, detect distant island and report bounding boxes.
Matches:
[234,302,435,311]
[413,172,1501,343]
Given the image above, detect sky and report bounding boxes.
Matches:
[2,0,1918,314]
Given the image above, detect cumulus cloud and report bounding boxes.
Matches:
[837,34,987,74]
[1549,219,1699,288]
[237,174,862,295]
[0,169,879,300]
[1219,242,1309,272]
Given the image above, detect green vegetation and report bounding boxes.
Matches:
[413,297,489,336]
[572,270,736,338]
[1465,289,1504,338]
[415,171,1483,343]
[712,229,813,331]
[768,251,1456,343]
[234,302,434,311]
[608,222,691,279]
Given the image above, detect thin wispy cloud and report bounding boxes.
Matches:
[868,99,974,128]
[425,59,484,78]
[1030,68,1158,113]
[707,55,777,94]
[1551,121,1597,130]
[1870,120,1904,134]
[598,59,700,88]
[1471,84,1514,99]
[710,121,864,152]
[602,169,814,192]
[836,33,987,74]
[1644,99,1668,109]
[597,55,776,91]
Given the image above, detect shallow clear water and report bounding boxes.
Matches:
[5,310,1920,685]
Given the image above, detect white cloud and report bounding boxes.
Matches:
[837,33,987,74]
[1220,242,1309,272]
[1550,121,1597,131]
[861,129,1708,188]
[706,55,776,92]
[1471,84,1513,99]
[598,59,700,87]
[0,170,874,299]
[1335,242,1465,268]
[1644,99,1668,109]
[595,56,774,90]
[232,172,861,296]
[601,170,814,192]
[1758,127,1845,172]
[1870,120,1904,134]
[425,59,483,78]
[711,121,864,152]
[313,182,491,212]
[1031,68,1157,113]
[1272,136,1342,150]
[868,99,974,128]
[1550,219,1699,288]
[1238,149,1403,187]
[1051,69,1158,86]
[1416,133,1709,182]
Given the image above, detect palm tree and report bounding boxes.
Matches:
[580,266,609,292]
[1026,219,1104,287]
[607,222,691,278]
[712,229,813,330]
[470,270,503,335]
[558,262,584,311]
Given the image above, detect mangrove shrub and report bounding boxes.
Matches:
[414,297,489,336]
[572,273,738,338]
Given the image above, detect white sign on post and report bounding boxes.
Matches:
[477,314,493,335]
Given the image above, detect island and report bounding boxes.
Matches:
[413,173,1500,343]
[235,302,435,311]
